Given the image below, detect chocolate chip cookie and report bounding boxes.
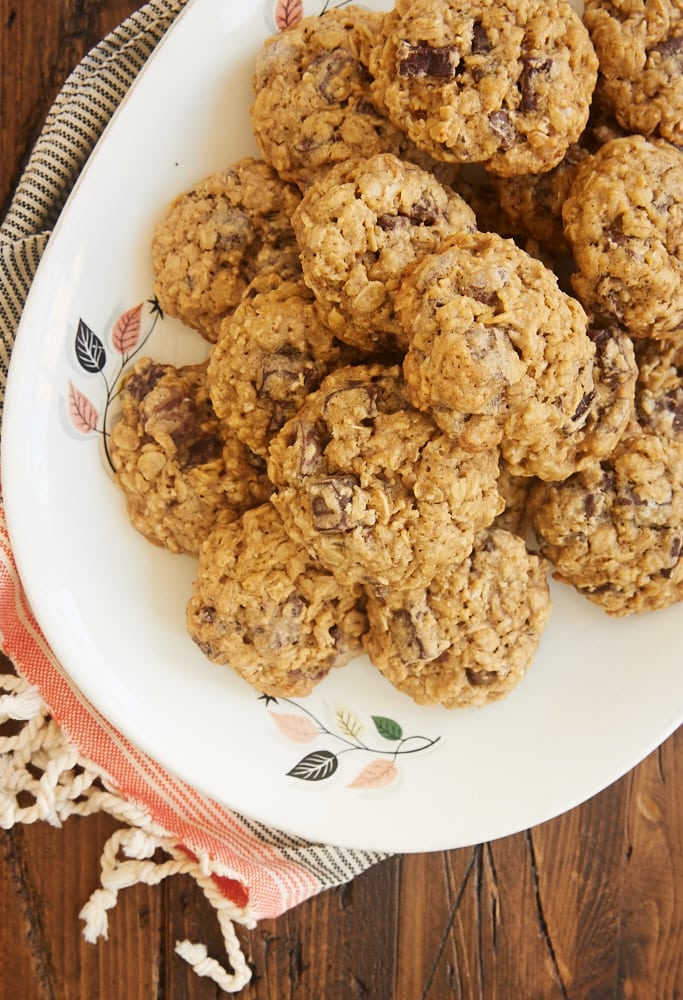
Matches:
[110,358,270,554]
[152,158,301,342]
[186,502,367,697]
[207,274,346,458]
[291,152,477,353]
[363,528,552,708]
[528,426,683,615]
[368,0,598,176]
[562,135,683,338]
[397,230,598,479]
[250,6,461,192]
[583,0,683,146]
[489,142,589,254]
[266,364,502,591]
[634,338,683,439]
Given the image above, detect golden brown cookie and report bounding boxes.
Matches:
[562,135,683,338]
[528,425,683,616]
[207,274,346,458]
[266,364,502,591]
[110,358,271,554]
[363,528,552,708]
[488,143,589,254]
[291,152,477,354]
[186,503,367,697]
[634,337,683,439]
[250,6,461,192]
[397,230,598,479]
[583,0,683,146]
[152,158,301,342]
[368,0,598,176]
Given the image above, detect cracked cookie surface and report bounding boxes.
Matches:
[583,0,683,146]
[562,135,683,338]
[267,364,502,591]
[152,158,301,342]
[363,528,552,708]
[397,230,597,479]
[528,424,683,615]
[186,502,367,697]
[250,6,461,192]
[368,0,597,176]
[110,358,271,554]
[207,274,346,458]
[291,152,477,353]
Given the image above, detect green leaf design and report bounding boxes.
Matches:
[287,750,338,782]
[372,716,404,742]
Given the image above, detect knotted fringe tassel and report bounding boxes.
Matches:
[0,670,254,993]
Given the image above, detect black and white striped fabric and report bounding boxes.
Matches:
[0,0,388,896]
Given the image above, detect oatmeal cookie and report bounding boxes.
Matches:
[250,6,461,191]
[635,337,683,439]
[292,153,477,353]
[186,503,367,697]
[397,231,597,479]
[488,142,589,254]
[583,0,683,146]
[562,135,683,338]
[266,364,502,591]
[368,0,598,176]
[528,426,683,615]
[207,274,346,457]
[152,158,301,342]
[110,358,270,555]
[363,528,552,708]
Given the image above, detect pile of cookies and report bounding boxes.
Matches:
[110,0,683,706]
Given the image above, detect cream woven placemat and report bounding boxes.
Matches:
[0,3,386,992]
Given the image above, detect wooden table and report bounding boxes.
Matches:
[1,3,682,997]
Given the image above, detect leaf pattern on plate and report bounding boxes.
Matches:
[271,712,319,743]
[335,705,364,741]
[261,694,440,792]
[347,758,398,790]
[112,303,143,355]
[68,382,99,434]
[288,749,338,782]
[67,298,161,469]
[274,0,303,30]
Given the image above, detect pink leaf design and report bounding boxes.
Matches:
[347,759,398,790]
[271,712,319,744]
[112,303,143,354]
[68,382,99,434]
[274,0,303,30]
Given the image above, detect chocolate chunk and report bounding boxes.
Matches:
[489,110,515,149]
[465,667,500,686]
[519,57,552,113]
[308,49,359,103]
[124,362,165,402]
[410,193,441,225]
[650,34,683,61]
[256,350,317,401]
[398,41,462,79]
[471,19,492,55]
[296,421,325,476]
[571,389,596,425]
[389,609,435,663]
[309,475,359,531]
[376,213,408,232]
[181,431,223,469]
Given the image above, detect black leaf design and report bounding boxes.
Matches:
[75,318,106,374]
[287,750,338,782]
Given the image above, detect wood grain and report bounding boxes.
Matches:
[1,3,682,998]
